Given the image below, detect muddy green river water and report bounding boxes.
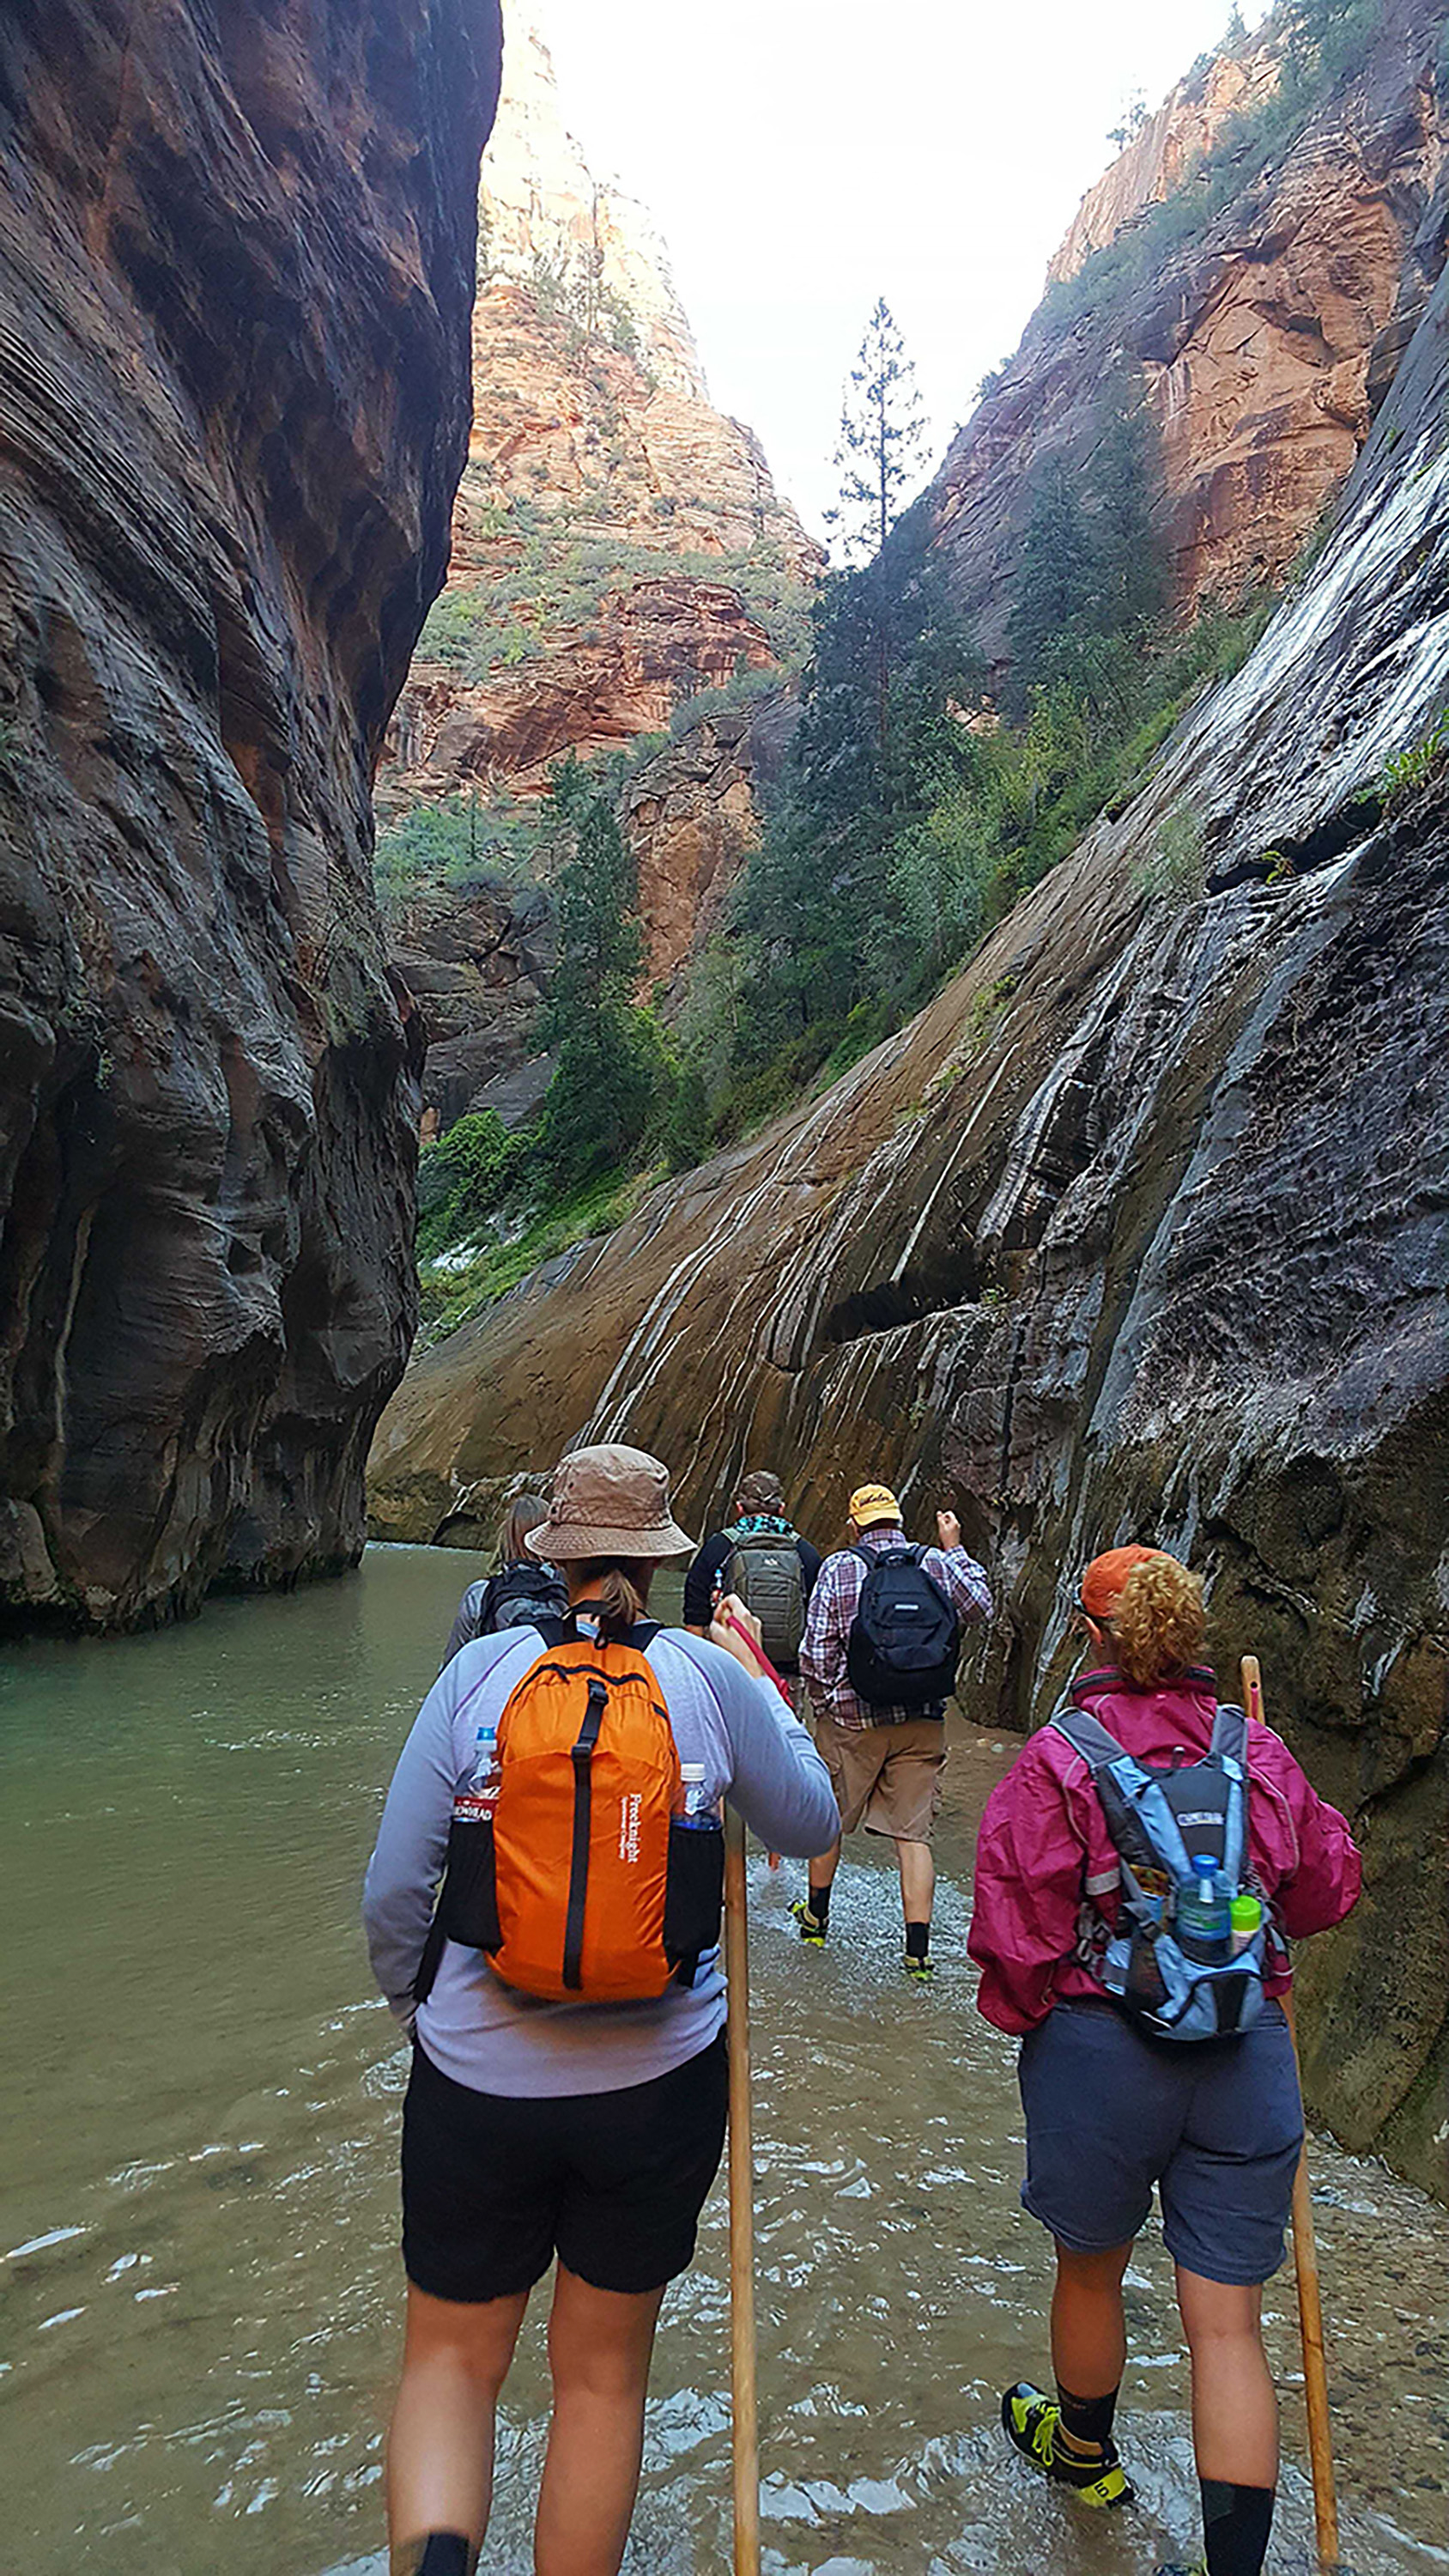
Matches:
[2,1545,1444,2574]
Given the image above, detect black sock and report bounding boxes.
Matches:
[1201,2479,1275,2576]
[404,2535,475,2576]
[1055,2380,1118,2452]
[905,1920,931,1959]
[808,1883,831,1926]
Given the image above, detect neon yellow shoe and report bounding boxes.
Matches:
[790,1899,827,1946]
[1000,2383,1135,2507]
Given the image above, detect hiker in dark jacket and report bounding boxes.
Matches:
[682,1470,822,1676]
[440,1495,567,1668]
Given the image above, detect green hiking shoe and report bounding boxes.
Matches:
[790,1899,827,1946]
[1000,2383,1135,2508]
[903,1949,936,1979]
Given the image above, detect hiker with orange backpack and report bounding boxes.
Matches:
[969,1546,1361,2576]
[363,1442,838,2576]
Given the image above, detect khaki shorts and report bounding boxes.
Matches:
[815,1714,946,1842]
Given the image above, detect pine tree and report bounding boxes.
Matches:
[825,299,929,564]
[1008,460,1099,690]
[535,762,659,1184]
[1092,375,1166,633]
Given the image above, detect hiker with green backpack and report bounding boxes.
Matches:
[682,1469,822,1698]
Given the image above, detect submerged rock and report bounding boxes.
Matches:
[0,0,501,1625]
[370,257,1449,2194]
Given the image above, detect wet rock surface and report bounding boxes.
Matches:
[370,258,1449,2191]
[0,0,500,1625]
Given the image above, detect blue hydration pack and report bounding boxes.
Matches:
[1051,1701,1270,2042]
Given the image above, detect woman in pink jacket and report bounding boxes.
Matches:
[969,1546,1361,2576]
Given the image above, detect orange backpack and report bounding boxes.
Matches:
[427,1627,724,2005]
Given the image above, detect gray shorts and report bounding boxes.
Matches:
[1018,1999,1303,2286]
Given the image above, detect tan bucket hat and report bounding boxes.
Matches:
[525,1443,695,1562]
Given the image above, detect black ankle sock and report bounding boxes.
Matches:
[1201,2479,1275,2576]
[1055,2380,1118,2451]
[808,1884,830,1926]
[905,1920,931,1959]
[410,2535,475,2576]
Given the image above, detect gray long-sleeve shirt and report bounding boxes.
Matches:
[363,1621,839,2097]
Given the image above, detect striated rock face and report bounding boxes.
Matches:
[626,690,801,990]
[1047,39,1283,285]
[378,11,815,1127]
[370,259,1449,2191]
[936,0,1447,653]
[0,0,500,1627]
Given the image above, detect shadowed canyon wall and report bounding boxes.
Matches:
[0,0,500,1626]
[371,254,1449,2191]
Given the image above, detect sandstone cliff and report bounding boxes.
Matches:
[378,11,815,1125]
[370,246,1449,2191]
[937,0,1448,656]
[0,0,500,1627]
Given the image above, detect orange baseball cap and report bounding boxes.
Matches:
[1079,1544,1168,1619]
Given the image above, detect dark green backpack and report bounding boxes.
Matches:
[724,1524,806,1671]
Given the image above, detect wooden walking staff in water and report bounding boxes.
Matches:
[715,1602,779,2569]
[1240,1655,1341,2573]
[724,1799,761,2576]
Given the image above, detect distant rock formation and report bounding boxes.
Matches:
[379,10,816,1128]
[370,240,1449,2199]
[0,0,500,1627]
[934,0,1449,657]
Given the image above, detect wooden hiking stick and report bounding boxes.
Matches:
[1240,1654,1341,2571]
[723,1800,762,2575]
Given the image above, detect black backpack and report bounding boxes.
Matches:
[479,1560,570,1637]
[845,1545,959,1715]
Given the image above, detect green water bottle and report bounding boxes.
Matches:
[1230,1891,1264,1955]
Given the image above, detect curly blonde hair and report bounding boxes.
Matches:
[1106,1554,1206,1686]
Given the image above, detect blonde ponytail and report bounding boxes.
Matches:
[572,1557,652,1638]
[1107,1555,1205,1686]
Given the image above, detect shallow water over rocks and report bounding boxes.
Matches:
[2,1546,1444,2573]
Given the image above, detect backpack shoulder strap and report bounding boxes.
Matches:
[1050,1704,1131,1770]
[1210,1701,1249,1764]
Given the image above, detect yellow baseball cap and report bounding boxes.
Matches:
[849,1482,901,1529]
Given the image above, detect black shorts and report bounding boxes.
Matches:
[402,2034,729,2304]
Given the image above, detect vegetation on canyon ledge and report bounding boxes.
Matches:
[405,0,1404,1334]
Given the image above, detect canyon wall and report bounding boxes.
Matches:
[935,0,1448,656]
[0,0,500,1627]
[378,10,815,1130]
[370,249,1449,2191]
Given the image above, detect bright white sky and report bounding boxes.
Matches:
[529,0,1270,542]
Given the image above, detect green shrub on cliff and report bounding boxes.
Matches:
[1041,1,1386,338]
[414,763,701,1289]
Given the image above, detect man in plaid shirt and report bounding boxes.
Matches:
[796,1480,991,1978]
